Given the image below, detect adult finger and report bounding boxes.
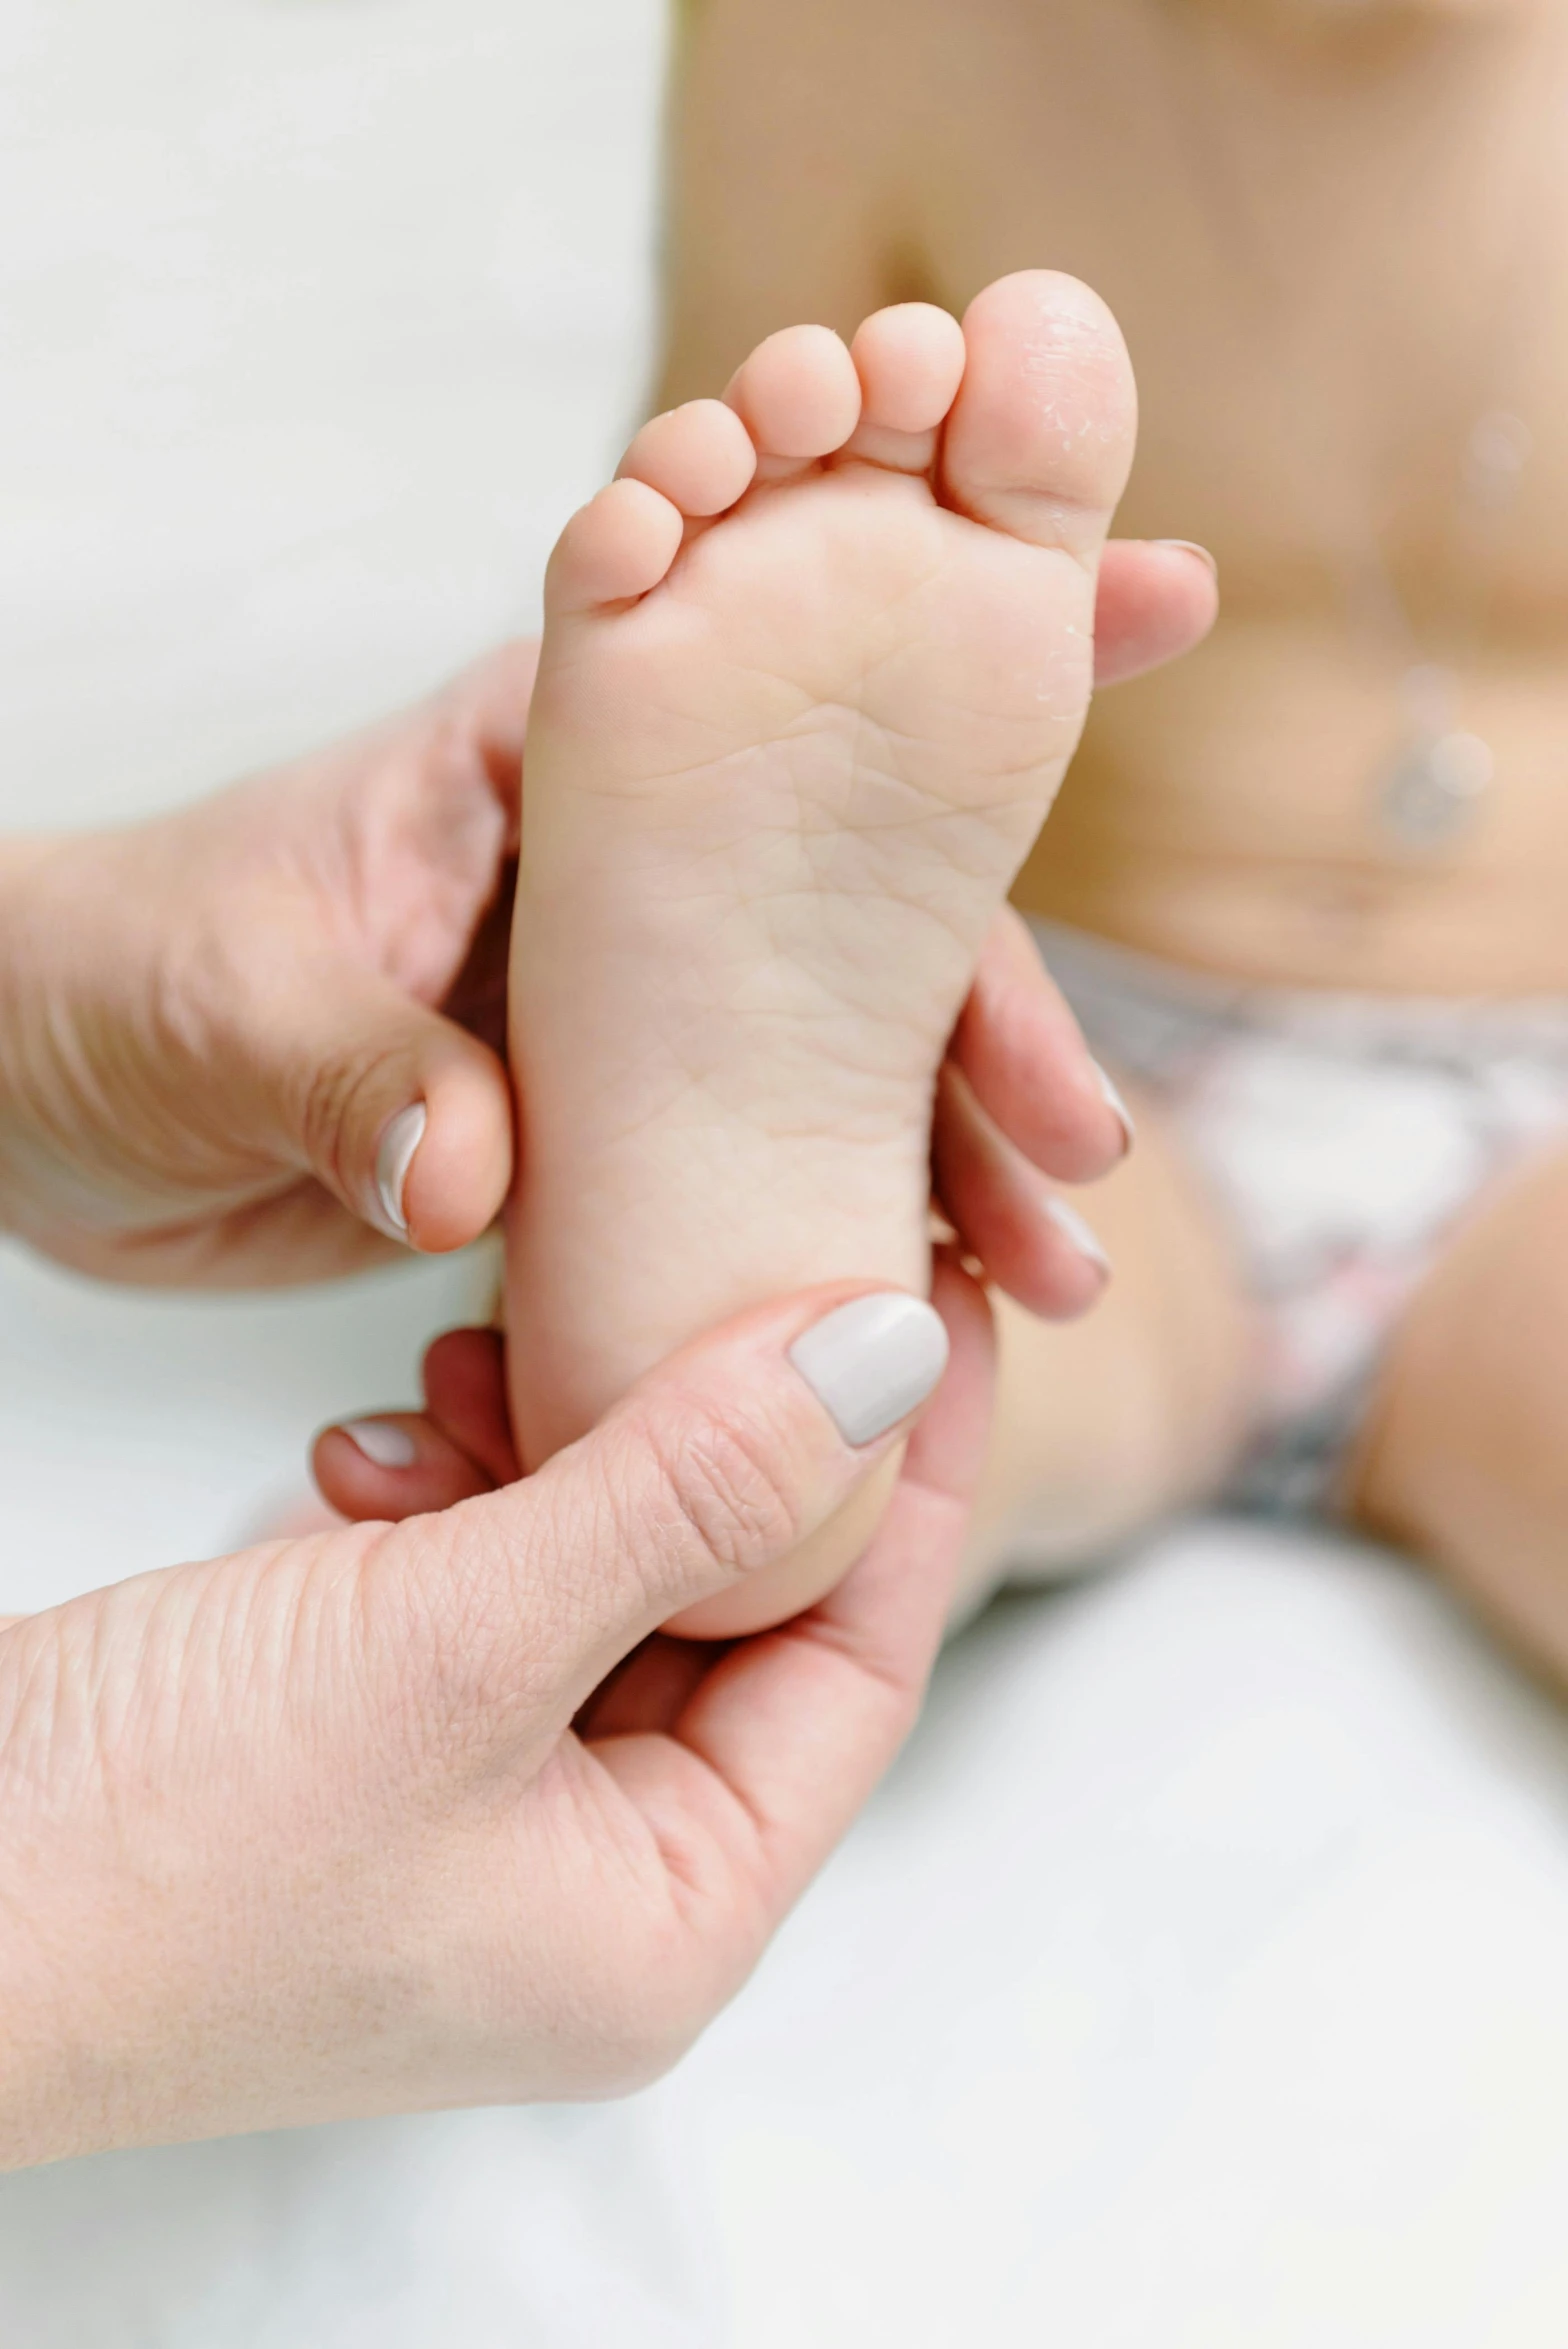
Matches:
[314,1327,517,1521]
[1094,538,1218,687]
[421,1326,520,1484]
[948,906,1133,1186]
[932,1064,1111,1318]
[251,957,515,1254]
[592,1257,995,1922]
[391,1282,952,1724]
[313,1410,494,1520]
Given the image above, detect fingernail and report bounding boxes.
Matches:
[1092,1060,1136,1152]
[1154,538,1219,581]
[337,1419,419,1470]
[374,1102,427,1241]
[1046,1197,1112,1280]
[789,1292,950,1448]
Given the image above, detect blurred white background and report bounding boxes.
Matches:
[0,0,662,1607]
[2,5,1568,2343]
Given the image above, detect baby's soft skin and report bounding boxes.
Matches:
[0,569,1204,1299]
[506,275,1137,1636]
[0,641,1042,2164]
[642,0,1568,1673]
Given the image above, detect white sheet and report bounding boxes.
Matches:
[2,6,1566,2340]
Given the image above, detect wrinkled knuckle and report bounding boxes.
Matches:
[638,1394,805,1584]
[143,897,242,1068]
[359,1513,542,1778]
[299,1042,383,1198]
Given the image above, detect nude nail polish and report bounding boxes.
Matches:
[1091,1060,1137,1151]
[789,1293,950,1447]
[374,1103,427,1241]
[1046,1197,1112,1279]
[339,1419,418,1469]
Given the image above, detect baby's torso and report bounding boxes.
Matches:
[674,0,1568,992]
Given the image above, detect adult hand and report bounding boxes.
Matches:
[0,542,1210,1292]
[0,642,537,1284]
[0,1267,991,2170]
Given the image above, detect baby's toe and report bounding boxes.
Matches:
[617,399,757,518]
[724,323,862,472]
[841,302,967,474]
[544,478,685,616]
[941,271,1137,560]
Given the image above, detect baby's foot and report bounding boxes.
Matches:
[508,272,1136,1634]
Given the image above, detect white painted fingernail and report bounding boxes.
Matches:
[338,1419,419,1470]
[1092,1060,1136,1151]
[1046,1197,1112,1279]
[788,1293,950,1448]
[374,1102,427,1241]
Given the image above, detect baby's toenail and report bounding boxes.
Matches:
[1154,538,1219,582]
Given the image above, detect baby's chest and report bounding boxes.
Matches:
[912,0,1568,629]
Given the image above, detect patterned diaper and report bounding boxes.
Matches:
[1031,918,1568,1518]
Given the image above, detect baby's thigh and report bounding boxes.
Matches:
[1352,1144,1568,1680]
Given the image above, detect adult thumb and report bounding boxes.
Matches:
[399,1284,952,1727]
[265,956,514,1252]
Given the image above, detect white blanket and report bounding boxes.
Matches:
[2,6,1566,2339]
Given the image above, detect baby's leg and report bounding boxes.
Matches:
[508,274,1137,1635]
[1353,1146,1568,1681]
[952,1087,1254,1617]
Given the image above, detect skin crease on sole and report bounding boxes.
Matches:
[504,273,1138,1639]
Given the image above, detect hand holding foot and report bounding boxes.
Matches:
[506,272,1138,1635]
[0,1273,988,2165]
[0,518,1198,1296]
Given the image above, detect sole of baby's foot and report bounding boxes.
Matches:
[508,271,1137,1636]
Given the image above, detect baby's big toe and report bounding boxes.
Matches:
[942,272,1137,562]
